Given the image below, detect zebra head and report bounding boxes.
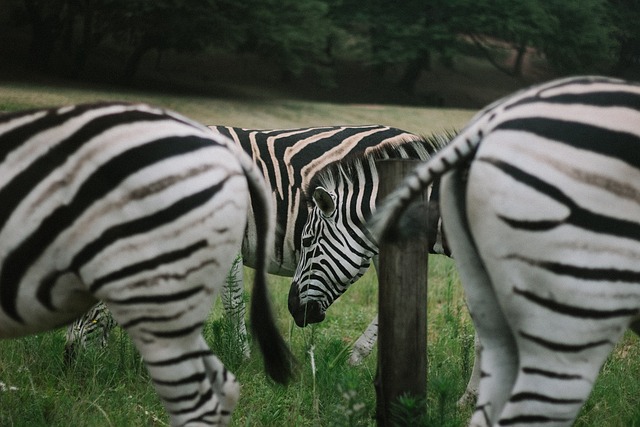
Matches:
[288,161,379,327]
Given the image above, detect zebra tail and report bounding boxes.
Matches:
[367,125,483,244]
[236,147,295,385]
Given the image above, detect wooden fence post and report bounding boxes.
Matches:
[374,159,428,426]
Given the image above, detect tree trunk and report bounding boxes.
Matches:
[397,50,431,95]
[23,0,64,71]
[121,40,154,84]
[73,2,96,75]
[512,42,527,77]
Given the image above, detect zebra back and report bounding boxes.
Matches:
[209,124,423,273]
[368,76,629,242]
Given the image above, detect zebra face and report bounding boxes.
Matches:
[289,186,377,327]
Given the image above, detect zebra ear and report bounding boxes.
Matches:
[313,187,336,217]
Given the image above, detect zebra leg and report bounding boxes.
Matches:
[348,255,382,365]
[221,254,251,359]
[105,298,240,427]
[441,170,518,426]
[63,318,85,365]
[497,306,624,426]
[137,332,238,426]
[348,314,378,365]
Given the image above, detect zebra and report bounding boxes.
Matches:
[367,75,640,426]
[64,299,115,363]
[65,123,481,403]
[211,125,455,363]
[0,102,292,426]
[65,124,424,359]
[281,127,484,404]
[218,124,483,404]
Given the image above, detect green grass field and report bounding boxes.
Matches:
[1,81,639,426]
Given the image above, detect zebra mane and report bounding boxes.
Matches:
[304,131,455,202]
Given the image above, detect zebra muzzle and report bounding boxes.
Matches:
[288,285,325,327]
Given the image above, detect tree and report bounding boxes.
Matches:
[16,0,69,71]
[457,0,551,77]
[454,0,618,75]
[102,0,246,83]
[541,0,618,73]
[608,0,640,69]
[240,0,335,83]
[332,0,462,94]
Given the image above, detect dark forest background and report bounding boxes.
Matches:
[2,0,640,108]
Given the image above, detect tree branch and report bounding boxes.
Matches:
[467,33,517,77]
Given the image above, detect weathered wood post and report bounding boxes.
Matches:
[374,159,428,426]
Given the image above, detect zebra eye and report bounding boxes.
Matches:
[302,236,314,247]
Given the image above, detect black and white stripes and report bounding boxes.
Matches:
[0,102,291,426]
[287,133,451,327]
[368,75,640,426]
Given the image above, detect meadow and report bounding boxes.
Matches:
[1,81,640,426]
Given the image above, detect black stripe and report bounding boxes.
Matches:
[507,255,640,283]
[107,286,205,305]
[145,349,213,366]
[0,103,120,163]
[170,387,214,415]
[118,312,183,330]
[505,84,640,112]
[495,117,640,169]
[542,90,640,109]
[153,371,206,387]
[2,135,212,322]
[514,286,639,318]
[499,414,573,425]
[183,409,222,426]
[88,240,210,293]
[519,330,612,352]
[146,321,204,338]
[161,389,200,404]
[509,392,582,404]
[521,366,583,380]
[484,157,640,242]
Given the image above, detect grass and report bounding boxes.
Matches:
[1,80,640,426]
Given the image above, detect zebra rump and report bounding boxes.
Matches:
[368,76,640,426]
[0,102,291,426]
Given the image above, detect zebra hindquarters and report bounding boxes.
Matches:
[440,170,518,427]
[464,132,640,426]
[93,168,250,426]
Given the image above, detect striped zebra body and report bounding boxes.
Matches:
[287,132,451,325]
[65,125,427,358]
[368,76,640,426]
[64,123,481,403]
[216,125,485,404]
[0,102,291,426]
[211,125,454,357]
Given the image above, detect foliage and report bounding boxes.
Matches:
[4,0,639,88]
[239,0,335,83]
